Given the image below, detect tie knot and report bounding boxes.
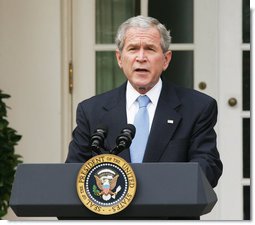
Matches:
[137,95,150,108]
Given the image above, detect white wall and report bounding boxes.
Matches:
[1,0,63,219]
[0,0,62,164]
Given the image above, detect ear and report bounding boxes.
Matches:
[115,49,123,69]
[163,50,172,71]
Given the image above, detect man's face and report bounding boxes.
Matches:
[116,27,172,94]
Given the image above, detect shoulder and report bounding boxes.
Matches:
[174,84,216,104]
[77,82,127,110]
[166,82,217,113]
[165,83,218,125]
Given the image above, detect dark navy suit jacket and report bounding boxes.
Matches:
[66,80,223,187]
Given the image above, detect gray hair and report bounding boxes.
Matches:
[115,15,171,53]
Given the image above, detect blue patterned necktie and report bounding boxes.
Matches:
[130,95,150,163]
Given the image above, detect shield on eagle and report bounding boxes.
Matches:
[93,169,121,201]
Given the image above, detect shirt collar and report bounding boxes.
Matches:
[126,79,162,109]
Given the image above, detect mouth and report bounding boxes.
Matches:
[134,68,149,73]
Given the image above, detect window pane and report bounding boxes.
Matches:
[96,0,140,44]
[243,0,250,43]
[243,51,250,111]
[243,118,250,178]
[243,186,250,220]
[162,51,193,88]
[148,0,193,43]
[96,52,126,94]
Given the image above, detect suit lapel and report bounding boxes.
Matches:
[99,81,182,163]
[143,82,182,162]
[101,83,131,162]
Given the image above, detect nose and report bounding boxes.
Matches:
[136,49,147,62]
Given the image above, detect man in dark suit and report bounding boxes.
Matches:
[66,15,222,188]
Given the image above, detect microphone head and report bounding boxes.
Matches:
[116,124,136,145]
[111,124,136,155]
[90,124,108,154]
[124,124,136,139]
[94,124,108,138]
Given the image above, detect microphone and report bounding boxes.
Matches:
[90,125,108,155]
[110,124,136,155]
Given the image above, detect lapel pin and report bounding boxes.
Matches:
[167,120,174,124]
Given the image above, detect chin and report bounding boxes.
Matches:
[134,79,150,87]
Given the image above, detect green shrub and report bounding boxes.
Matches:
[0,90,22,218]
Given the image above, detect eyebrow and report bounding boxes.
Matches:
[126,42,158,49]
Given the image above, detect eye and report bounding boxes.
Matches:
[146,46,156,51]
[127,46,136,51]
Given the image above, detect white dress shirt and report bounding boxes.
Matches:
[126,79,162,131]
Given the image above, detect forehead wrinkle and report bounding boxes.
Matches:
[124,27,161,46]
[125,32,160,42]
[126,42,158,50]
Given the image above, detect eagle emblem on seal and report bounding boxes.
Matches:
[93,169,122,201]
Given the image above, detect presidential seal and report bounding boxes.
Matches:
[76,154,136,215]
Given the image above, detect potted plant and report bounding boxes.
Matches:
[0,90,22,219]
